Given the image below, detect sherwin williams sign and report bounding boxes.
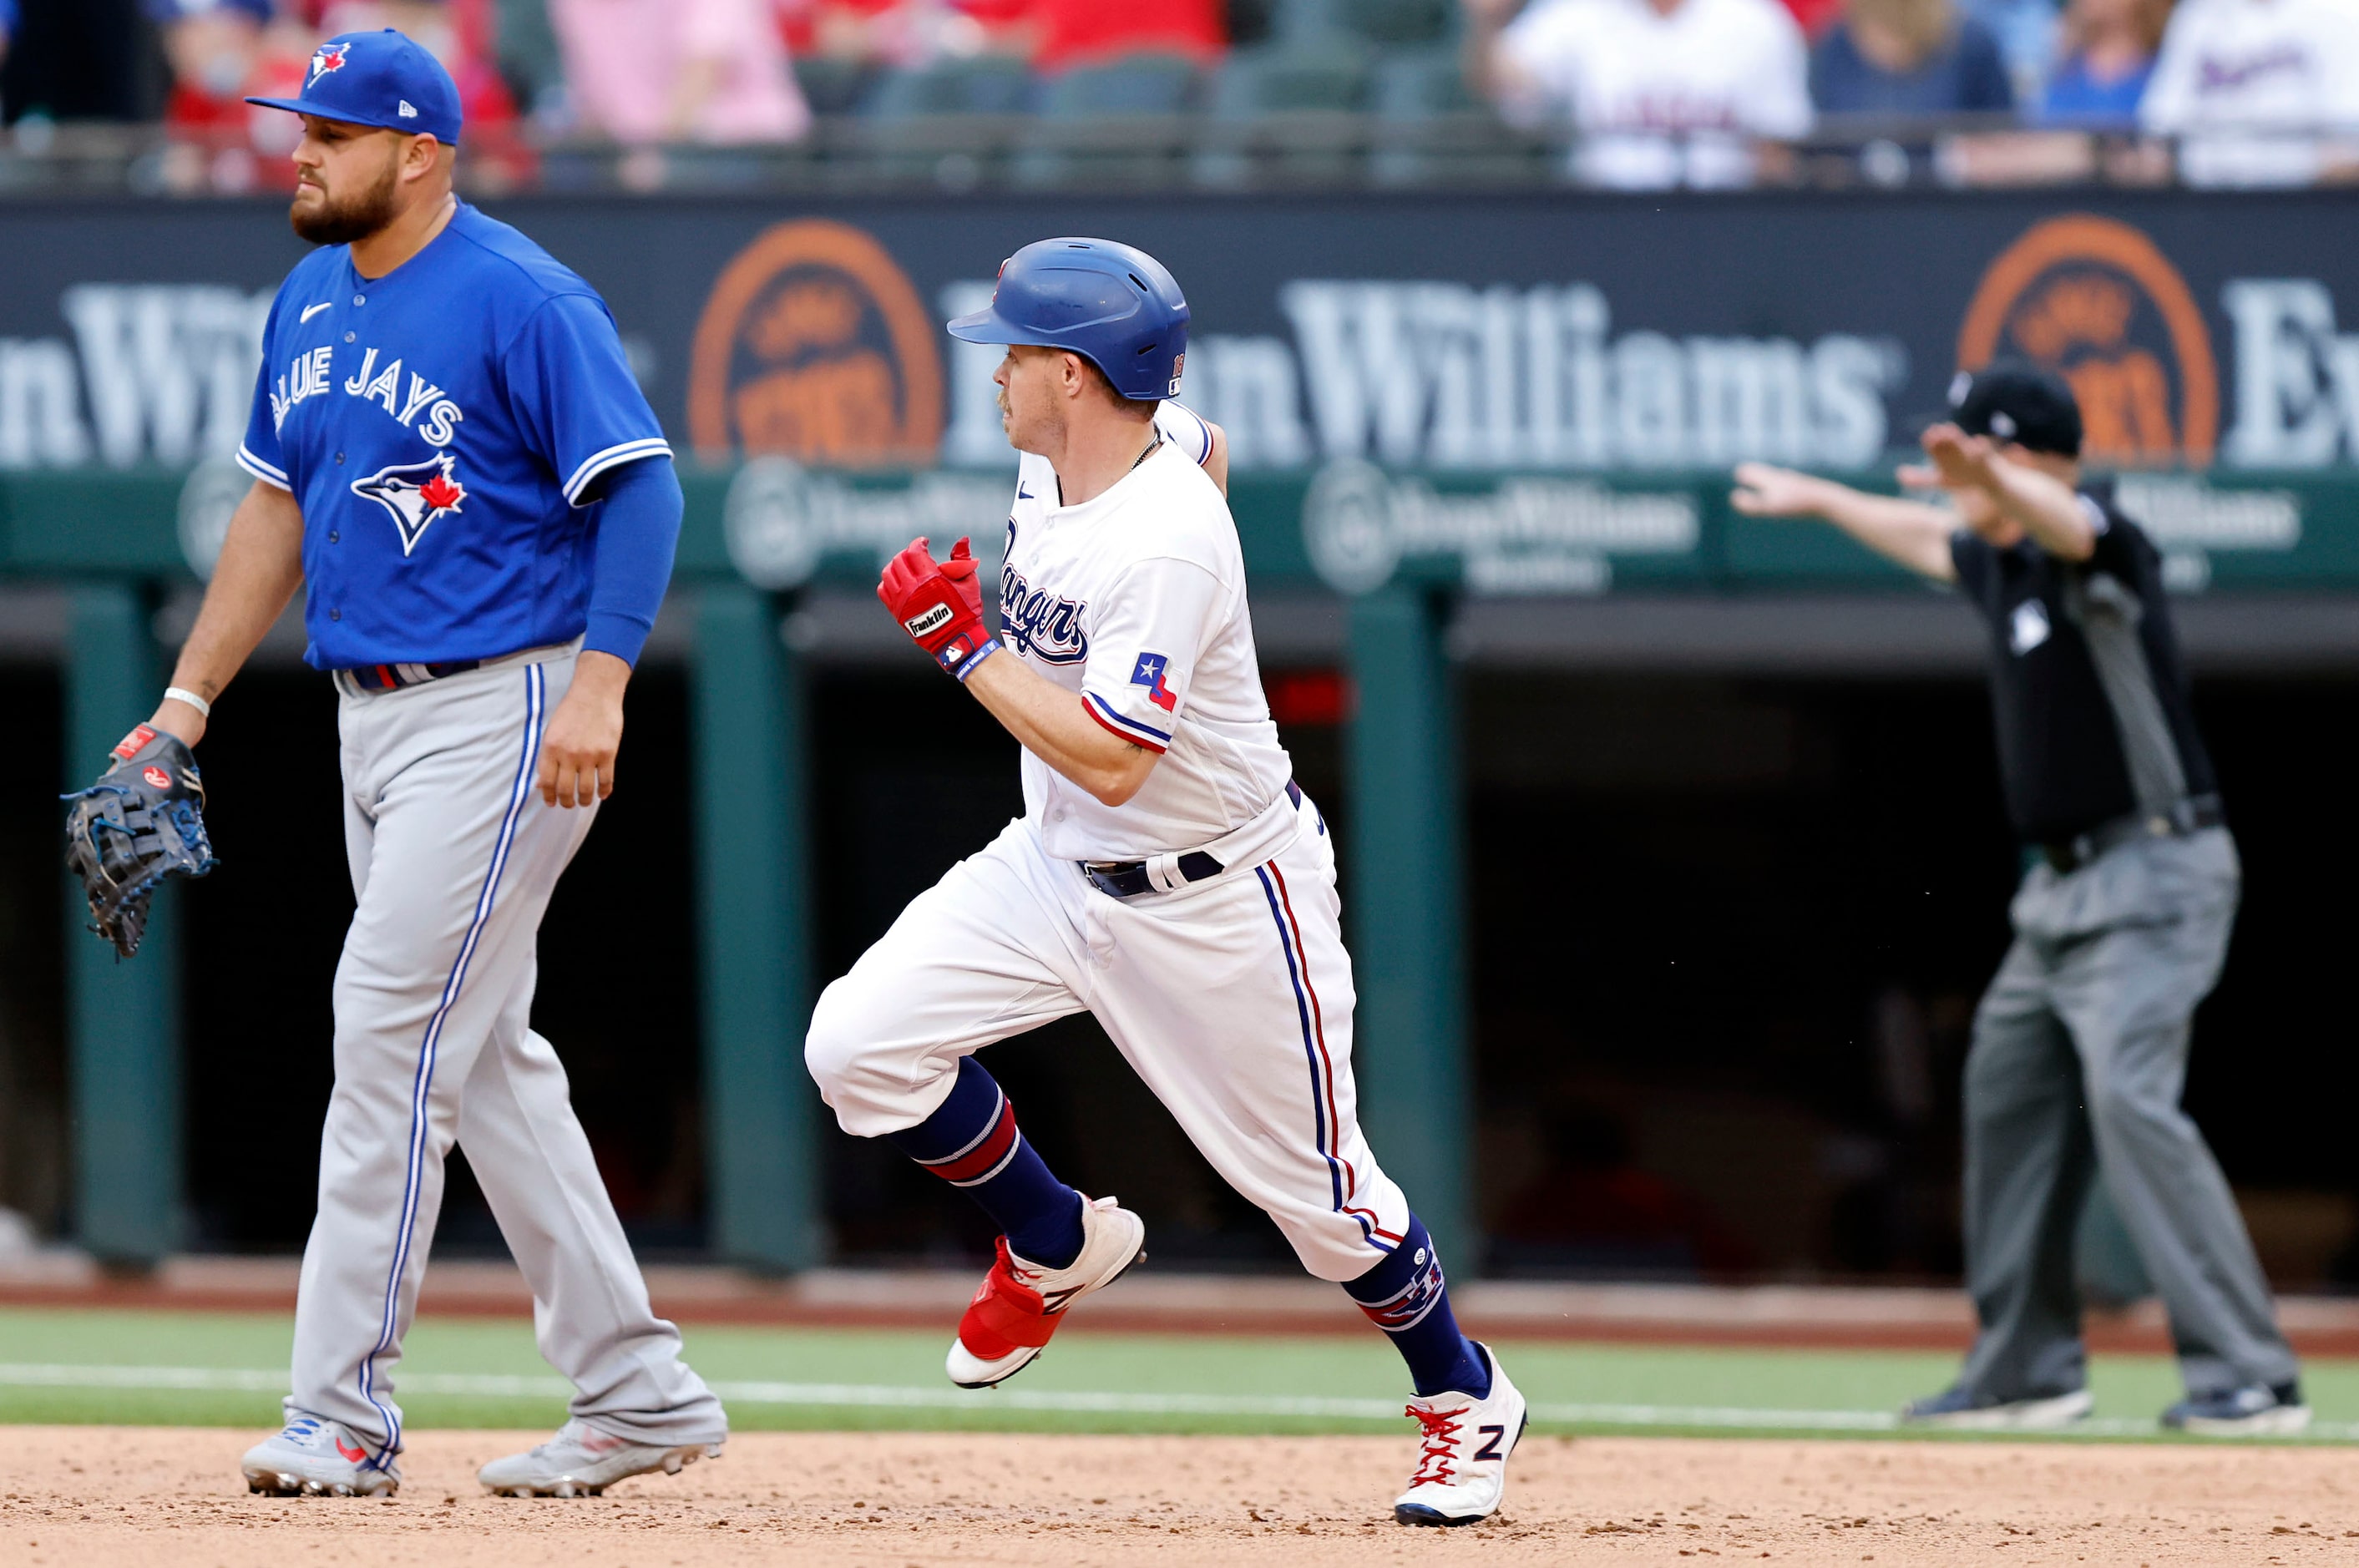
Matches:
[2,191,2356,482]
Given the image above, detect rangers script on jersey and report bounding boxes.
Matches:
[1000,406,1294,863]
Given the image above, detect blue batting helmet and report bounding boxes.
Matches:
[947,237,1189,402]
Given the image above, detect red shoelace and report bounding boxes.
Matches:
[1403,1403,1471,1488]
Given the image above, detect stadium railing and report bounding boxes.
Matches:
[3,94,2356,197]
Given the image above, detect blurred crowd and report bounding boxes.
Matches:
[0,0,2354,189]
[1470,0,2359,186]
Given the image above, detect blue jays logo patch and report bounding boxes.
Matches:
[352,453,467,556]
[308,42,349,88]
[1130,652,1177,713]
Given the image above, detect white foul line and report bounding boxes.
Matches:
[0,1363,2351,1442]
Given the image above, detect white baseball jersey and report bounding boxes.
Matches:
[808,400,1412,1284]
[998,402,1293,862]
[1497,0,1811,190]
[2140,0,2359,185]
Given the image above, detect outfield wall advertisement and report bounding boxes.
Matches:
[4,191,2359,475]
[4,191,2359,596]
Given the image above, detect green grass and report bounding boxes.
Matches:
[2,1305,2354,1443]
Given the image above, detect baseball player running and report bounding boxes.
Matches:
[805,238,1526,1526]
[143,31,725,1496]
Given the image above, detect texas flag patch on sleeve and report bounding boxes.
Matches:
[1130,652,1178,712]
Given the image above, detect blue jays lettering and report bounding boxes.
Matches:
[269,344,464,447]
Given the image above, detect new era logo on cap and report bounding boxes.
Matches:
[398,100,417,119]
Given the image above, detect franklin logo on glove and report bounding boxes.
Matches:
[879,535,1000,681]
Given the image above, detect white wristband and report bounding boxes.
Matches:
[164,687,213,720]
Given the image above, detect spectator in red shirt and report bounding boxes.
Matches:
[964,0,1224,72]
[149,0,273,137]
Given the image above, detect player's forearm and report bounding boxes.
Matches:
[1808,483,1960,582]
[161,482,306,729]
[1985,458,2096,562]
[963,652,1157,807]
[581,455,682,666]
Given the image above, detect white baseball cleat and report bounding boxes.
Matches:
[240,1411,401,1497]
[478,1418,724,1497]
[947,1194,1146,1388]
[1393,1343,1526,1527]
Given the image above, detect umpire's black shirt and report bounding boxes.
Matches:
[1950,482,2217,844]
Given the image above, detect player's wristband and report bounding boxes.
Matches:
[164,687,213,720]
[944,635,1000,683]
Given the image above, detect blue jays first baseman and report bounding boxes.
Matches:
[136,31,724,1498]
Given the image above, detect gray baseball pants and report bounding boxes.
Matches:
[289,642,726,1461]
[1953,825,2297,1402]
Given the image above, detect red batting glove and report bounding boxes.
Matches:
[878,535,998,680]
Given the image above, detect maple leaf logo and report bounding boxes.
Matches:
[418,471,465,513]
[309,43,348,86]
[350,453,468,556]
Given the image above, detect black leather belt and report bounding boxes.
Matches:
[1082,781,1302,898]
[2040,793,2225,874]
[339,659,480,693]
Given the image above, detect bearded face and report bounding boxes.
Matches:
[290,120,408,246]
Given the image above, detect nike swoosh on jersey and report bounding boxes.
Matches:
[300,302,333,323]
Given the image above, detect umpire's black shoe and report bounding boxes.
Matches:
[2160,1381,2310,1436]
[1900,1385,2093,1430]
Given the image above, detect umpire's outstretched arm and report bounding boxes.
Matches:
[1730,460,1960,582]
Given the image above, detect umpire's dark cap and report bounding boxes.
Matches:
[1946,362,2083,457]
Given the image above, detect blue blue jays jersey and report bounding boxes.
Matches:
[238,202,671,669]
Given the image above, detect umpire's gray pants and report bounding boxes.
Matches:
[1955,826,2297,1402]
[289,644,726,1461]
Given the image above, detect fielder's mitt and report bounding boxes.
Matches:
[63,723,218,959]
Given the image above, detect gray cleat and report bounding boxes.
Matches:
[477,1418,723,1498]
[240,1411,401,1497]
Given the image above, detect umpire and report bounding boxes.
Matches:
[1731,364,2305,1435]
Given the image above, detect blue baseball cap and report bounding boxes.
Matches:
[949,238,1190,402]
[246,30,463,145]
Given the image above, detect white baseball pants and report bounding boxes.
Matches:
[806,793,1410,1282]
[291,644,725,1460]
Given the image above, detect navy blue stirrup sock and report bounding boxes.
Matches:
[887,1056,1086,1268]
[1341,1215,1490,1399]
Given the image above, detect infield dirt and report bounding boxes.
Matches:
[3,1425,2356,1565]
